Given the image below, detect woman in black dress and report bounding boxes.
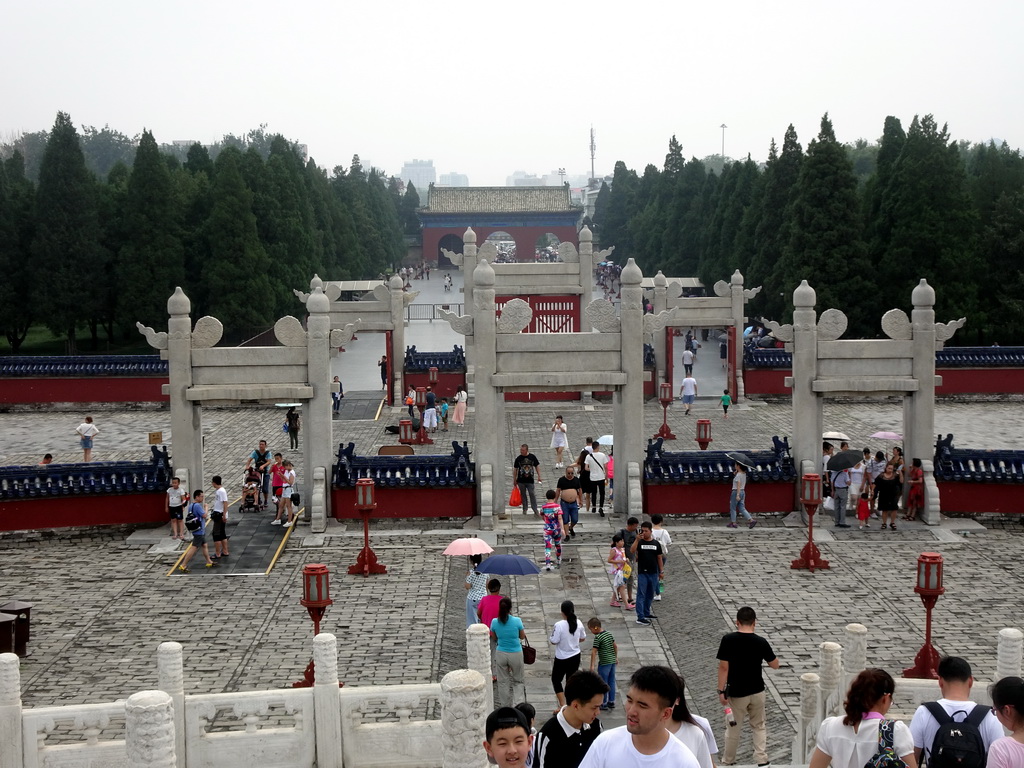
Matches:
[874,463,901,530]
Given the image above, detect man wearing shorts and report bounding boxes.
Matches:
[679,375,698,416]
[556,465,582,538]
[166,476,188,540]
[269,453,286,522]
[210,475,230,559]
[178,491,216,572]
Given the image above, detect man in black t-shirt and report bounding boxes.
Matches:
[513,444,542,515]
[716,606,779,766]
[629,522,663,626]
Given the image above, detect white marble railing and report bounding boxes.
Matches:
[0,627,493,768]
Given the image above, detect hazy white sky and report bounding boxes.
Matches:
[3,0,1022,186]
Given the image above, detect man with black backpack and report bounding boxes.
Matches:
[909,656,1003,768]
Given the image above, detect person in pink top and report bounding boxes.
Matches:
[607,451,615,502]
[989,676,1024,768]
[478,579,504,680]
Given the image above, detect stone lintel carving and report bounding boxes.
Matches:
[934,317,966,344]
[764,320,794,342]
[439,310,473,337]
[713,280,730,298]
[331,322,360,347]
[442,248,465,267]
[744,285,763,299]
[136,322,168,350]
[595,246,615,262]
[496,298,533,333]
[643,308,675,335]
[881,309,912,340]
[325,283,342,302]
[478,242,498,262]
[372,284,391,302]
[191,316,224,348]
[558,241,580,263]
[817,308,848,341]
[293,288,310,304]
[274,316,307,346]
[403,290,420,305]
[586,299,620,333]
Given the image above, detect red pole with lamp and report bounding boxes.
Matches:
[348,478,387,577]
[791,473,830,571]
[904,552,945,679]
[653,382,677,440]
[293,563,343,687]
[695,419,712,450]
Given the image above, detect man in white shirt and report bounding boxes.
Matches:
[679,376,698,416]
[210,475,231,559]
[682,348,695,376]
[580,666,701,768]
[585,442,610,518]
[909,656,1003,765]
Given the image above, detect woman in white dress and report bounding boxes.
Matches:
[550,415,568,468]
[809,668,916,768]
[452,385,468,426]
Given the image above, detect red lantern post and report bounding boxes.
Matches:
[695,419,712,450]
[791,473,830,571]
[398,419,414,444]
[428,366,439,385]
[653,382,677,440]
[412,386,434,445]
[904,553,945,679]
[292,564,338,688]
[348,478,387,577]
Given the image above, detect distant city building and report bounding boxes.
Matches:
[401,159,436,194]
[438,172,469,187]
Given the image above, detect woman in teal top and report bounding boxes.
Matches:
[490,597,527,707]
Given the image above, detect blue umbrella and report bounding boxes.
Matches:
[476,554,541,576]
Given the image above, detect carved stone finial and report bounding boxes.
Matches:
[764,320,793,342]
[793,280,816,308]
[934,317,966,344]
[167,286,190,316]
[310,274,324,291]
[191,316,223,348]
[443,248,465,267]
[643,309,674,335]
[731,269,744,285]
[331,322,360,347]
[478,242,498,262]
[817,308,848,341]
[474,259,495,288]
[439,310,474,336]
[403,290,420,305]
[274,316,307,346]
[744,286,763,299]
[881,309,912,340]
[654,271,666,288]
[558,241,580,263]
[389,273,404,291]
[325,283,341,302]
[579,225,593,243]
[713,280,730,297]
[620,257,642,286]
[125,690,176,768]
[464,227,477,244]
[293,288,310,303]
[912,278,935,308]
[373,284,391,302]
[586,299,620,333]
[595,246,615,262]
[136,322,168,350]
[306,286,330,314]
[496,299,532,333]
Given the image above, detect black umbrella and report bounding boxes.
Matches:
[476,554,541,576]
[725,451,756,469]
[827,450,863,472]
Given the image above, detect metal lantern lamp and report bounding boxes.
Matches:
[428,366,439,385]
[653,382,677,440]
[348,478,387,577]
[398,419,414,444]
[904,552,945,679]
[292,564,335,688]
[791,473,830,571]
[695,419,712,450]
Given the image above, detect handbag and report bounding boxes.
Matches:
[291,491,301,506]
[822,495,835,512]
[521,634,536,665]
[509,486,521,506]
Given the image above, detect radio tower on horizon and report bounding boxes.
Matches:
[589,126,597,185]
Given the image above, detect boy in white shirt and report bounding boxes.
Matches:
[650,514,672,600]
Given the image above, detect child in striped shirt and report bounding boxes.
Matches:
[588,617,618,710]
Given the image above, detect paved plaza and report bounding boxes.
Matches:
[2,270,1023,763]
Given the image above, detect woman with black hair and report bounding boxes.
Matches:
[666,671,715,768]
[809,668,916,768]
[989,676,1024,768]
[549,600,587,712]
[464,553,488,627]
[490,597,527,707]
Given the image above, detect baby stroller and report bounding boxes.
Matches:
[241,468,262,513]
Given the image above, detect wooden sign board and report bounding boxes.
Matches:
[148,431,163,445]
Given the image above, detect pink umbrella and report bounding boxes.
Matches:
[870,431,903,440]
[442,538,494,556]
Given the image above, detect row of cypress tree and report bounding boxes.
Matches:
[593,114,1024,342]
[0,113,416,352]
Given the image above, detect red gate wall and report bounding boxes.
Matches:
[0,493,167,531]
[331,486,475,519]
[496,295,581,402]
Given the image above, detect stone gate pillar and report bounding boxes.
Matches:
[473,260,502,528]
[730,270,748,402]
[125,690,176,768]
[578,226,595,319]
[614,259,645,516]
[0,653,23,768]
[389,274,406,405]
[167,288,203,491]
[791,280,821,509]
[907,280,939,525]
[306,287,333,531]
[653,271,668,387]
[461,228,479,394]
[156,642,185,768]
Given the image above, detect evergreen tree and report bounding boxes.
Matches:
[628,164,664,273]
[602,161,638,259]
[592,181,610,233]
[96,161,130,341]
[980,191,1024,340]
[863,116,906,255]
[966,140,1024,228]
[0,153,36,350]
[116,130,186,332]
[779,114,872,332]
[184,142,214,177]
[32,112,105,350]
[660,158,707,276]
[202,147,273,335]
[401,182,421,236]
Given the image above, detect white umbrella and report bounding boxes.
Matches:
[822,431,850,441]
[595,435,613,447]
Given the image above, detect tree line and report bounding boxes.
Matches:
[0,113,421,352]
[592,114,1024,343]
